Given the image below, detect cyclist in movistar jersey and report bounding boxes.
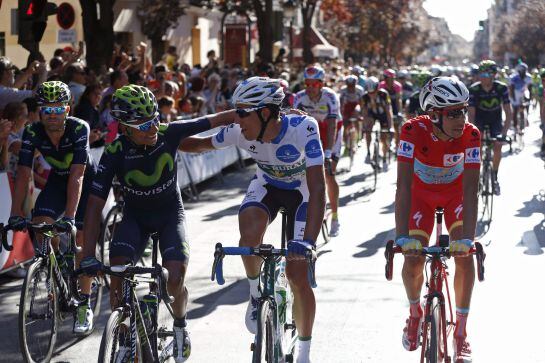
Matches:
[9,81,97,335]
[406,71,431,118]
[179,77,325,363]
[468,60,512,195]
[79,84,240,362]
[362,76,393,167]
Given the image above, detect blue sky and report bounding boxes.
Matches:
[423,0,494,42]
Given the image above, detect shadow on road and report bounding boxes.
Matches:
[340,170,374,187]
[339,187,374,207]
[187,279,247,320]
[515,191,545,254]
[202,203,240,221]
[353,228,394,258]
[380,201,395,215]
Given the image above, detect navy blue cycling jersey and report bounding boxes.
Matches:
[469,81,510,124]
[18,116,94,177]
[91,118,211,209]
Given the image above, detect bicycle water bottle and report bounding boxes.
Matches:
[138,300,153,333]
[275,259,288,324]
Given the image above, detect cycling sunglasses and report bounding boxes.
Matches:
[121,114,160,132]
[479,72,493,78]
[40,106,68,115]
[305,79,323,88]
[439,107,468,119]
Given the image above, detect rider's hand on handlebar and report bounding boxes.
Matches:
[8,215,26,231]
[449,239,473,257]
[79,256,102,276]
[395,236,423,256]
[54,216,75,232]
[287,239,315,260]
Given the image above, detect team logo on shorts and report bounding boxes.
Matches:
[397,140,414,158]
[443,153,464,167]
[465,147,480,163]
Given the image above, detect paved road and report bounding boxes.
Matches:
[1,111,545,362]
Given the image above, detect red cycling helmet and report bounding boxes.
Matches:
[383,68,396,78]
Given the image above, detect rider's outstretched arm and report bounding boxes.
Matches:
[395,161,413,237]
[304,165,326,242]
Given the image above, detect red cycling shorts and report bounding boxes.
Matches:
[408,186,463,243]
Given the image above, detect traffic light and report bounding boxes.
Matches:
[18,0,57,47]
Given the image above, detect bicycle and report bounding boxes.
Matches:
[479,125,512,224]
[344,116,360,171]
[211,210,317,363]
[384,207,486,363]
[318,207,332,248]
[10,221,103,363]
[512,102,528,151]
[98,179,124,287]
[366,122,393,191]
[90,233,176,363]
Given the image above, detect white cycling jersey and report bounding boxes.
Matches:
[340,85,365,104]
[293,87,342,123]
[211,113,324,190]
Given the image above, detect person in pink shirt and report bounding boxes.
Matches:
[380,69,403,147]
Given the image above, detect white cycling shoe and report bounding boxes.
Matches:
[245,294,260,334]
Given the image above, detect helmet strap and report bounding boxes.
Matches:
[256,108,272,143]
[434,113,454,141]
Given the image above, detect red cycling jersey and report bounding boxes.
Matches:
[397,115,481,239]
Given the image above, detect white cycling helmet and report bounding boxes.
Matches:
[366,76,380,92]
[232,76,285,107]
[516,62,528,73]
[419,76,469,111]
[345,75,358,84]
[304,65,325,80]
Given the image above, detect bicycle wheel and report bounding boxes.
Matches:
[19,257,58,363]
[98,308,132,363]
[88,276,104,319]
[480,164,493,223]
[319,210,331,246]
[422,299,441,363]
[99,205,122,287]
[372,139,379,190]
[252,299,276,363]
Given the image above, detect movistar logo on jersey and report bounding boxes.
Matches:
[124,152,174,187]
[45,153,73,170]
[276,144,300,163]
[105,140,123,154]
[479,98,501,110]
[26,125,36,138]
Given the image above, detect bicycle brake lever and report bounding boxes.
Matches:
[1,224,13,252]
[306,251,317,288]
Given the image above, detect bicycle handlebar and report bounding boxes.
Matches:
[0,223,13,252]
[211,243,317,288]
[26,221,80,254]
[74,263,174,304]
[388,244,480,256]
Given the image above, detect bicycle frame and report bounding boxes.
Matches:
[28,224,80,312]
[384,208,486,363]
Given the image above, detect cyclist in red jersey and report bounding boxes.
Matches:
[395,77,480,363]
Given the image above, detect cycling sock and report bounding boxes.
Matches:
[454,307,469,338]
[332,212,338,221]
[297,336,311,363]
[409,298,422,317]
[80,293,90,306]
[248,275,260,297]
[174,315,187,328]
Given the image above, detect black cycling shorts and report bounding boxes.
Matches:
[109,198,189,263]
[474,118,502,138]
[33,172,92,230]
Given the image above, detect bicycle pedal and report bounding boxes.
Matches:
[284,323,296,330]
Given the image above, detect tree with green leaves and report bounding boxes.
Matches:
[138,0,187,63]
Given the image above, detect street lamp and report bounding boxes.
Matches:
[282,0,297,63]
